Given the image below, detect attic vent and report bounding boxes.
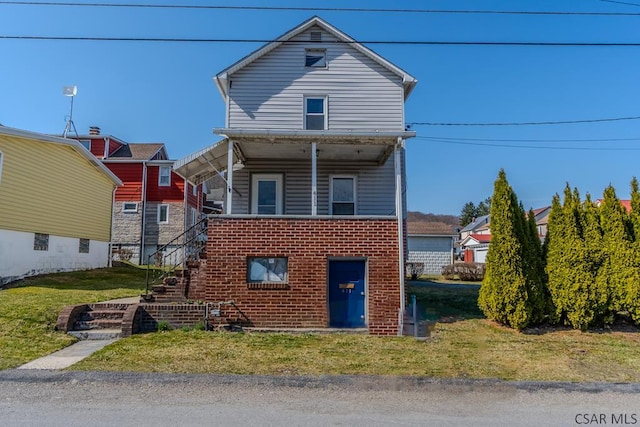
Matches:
[310,31,322,42]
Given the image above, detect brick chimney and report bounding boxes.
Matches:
[89,126,101,135]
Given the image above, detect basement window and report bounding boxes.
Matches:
[34,233,49,251]
[247,257,288,283]
[79,238,90,254]
[123,202,138,213]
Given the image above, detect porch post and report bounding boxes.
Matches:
[311,142,317,215]
[394,138,406,335]
[226,139,234,215]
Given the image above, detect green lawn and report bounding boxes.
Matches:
[3,269,640,383]
[0,267,145,369]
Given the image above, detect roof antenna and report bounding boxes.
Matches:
[62,85,79,138]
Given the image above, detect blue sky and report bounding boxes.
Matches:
[1,0,640,215]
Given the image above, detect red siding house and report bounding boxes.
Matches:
[71,127,202,264]
[174,17,417,335]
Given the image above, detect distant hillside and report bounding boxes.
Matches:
[407,211,460,226]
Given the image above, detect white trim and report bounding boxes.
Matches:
[213,16,417,100]
[330,175,356,215]
[311,142,317,216]
[304,96,327,130]
[158,166,171,187]
[122,202,139,213]
[157,204,169,224]
[251,173,284,215]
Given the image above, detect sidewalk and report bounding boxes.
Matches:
[18,339,117,370]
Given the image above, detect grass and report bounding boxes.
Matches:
[3,270,640,382]
[0,267,145,370]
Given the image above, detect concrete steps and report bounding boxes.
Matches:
[67,303,131,340]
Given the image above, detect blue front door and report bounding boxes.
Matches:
[328,260,366,328]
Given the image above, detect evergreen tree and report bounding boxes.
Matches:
[523,208,548,323]
[543,193,564,324]
[596,185,633,324]
[477,197,492,217]
[460,202,477,227]
[623,178,640,324]
[478,170,532,329]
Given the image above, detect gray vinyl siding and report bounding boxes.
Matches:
[227,26,405,131]
[230,156,396,215]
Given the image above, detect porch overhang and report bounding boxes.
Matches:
[215,128,415,164]
[174,139,237,185]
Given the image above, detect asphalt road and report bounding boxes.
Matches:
[1,370,639,426]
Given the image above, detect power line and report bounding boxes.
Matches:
[2,1,640,16]
[600,0,640,7]
[2,35,640,46]
[408,116,640,126]
[417,136,640,143]
[414,137,640,151]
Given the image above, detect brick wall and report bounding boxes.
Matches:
[197,216,401,335]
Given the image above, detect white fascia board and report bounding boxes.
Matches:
[213,16,417,100]
[214,128,416,140]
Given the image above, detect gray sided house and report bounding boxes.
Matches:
[175,16,417,335]
[407,222,457,276]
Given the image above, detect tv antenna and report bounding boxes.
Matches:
[62,85,78,138]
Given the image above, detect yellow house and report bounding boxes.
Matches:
[0,125,121,285]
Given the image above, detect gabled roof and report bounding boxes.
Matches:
[407,222,458,236]
[0,125,121,186]
[109,143,166,160]
[460,215,490,233]
[460,233,492,246]
[214,16,417,100]
[595,199,631,212]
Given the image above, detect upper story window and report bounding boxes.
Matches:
[330,176,356,215]
[305,49,326,68]
[79,140,91,151]
[305,97,327,130]
[159,166,171,186]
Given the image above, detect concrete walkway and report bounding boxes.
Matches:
[18,339,117,370]
[18,296,140,370]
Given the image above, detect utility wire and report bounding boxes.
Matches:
[600,0,640,7]
[2,1,640,16]
[416,136,640,143]
[415,137,640,151]
[408,116,640,126]
[2,35,640,46]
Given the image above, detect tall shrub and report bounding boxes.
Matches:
[596,185,634,324]
[478,170,532,329]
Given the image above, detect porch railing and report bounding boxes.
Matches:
[144,216,208,297]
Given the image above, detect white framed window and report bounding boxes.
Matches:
[305,48,326,68]
[0,151,3,184]
[330,176,356,215]
[192,183,197,197]
[158,204,169,224]
[247,257,288,283]
[251,174,283,215]
[190,207,198,226]
[122,202,139,213]
[304,97,327,130]
[159,166,171,186]
[79,140,91,151]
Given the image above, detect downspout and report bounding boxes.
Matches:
[140,161,148,264]
[394,138,406,336]
[108,185,117,267]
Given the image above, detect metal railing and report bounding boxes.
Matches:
[144,216,209,297]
